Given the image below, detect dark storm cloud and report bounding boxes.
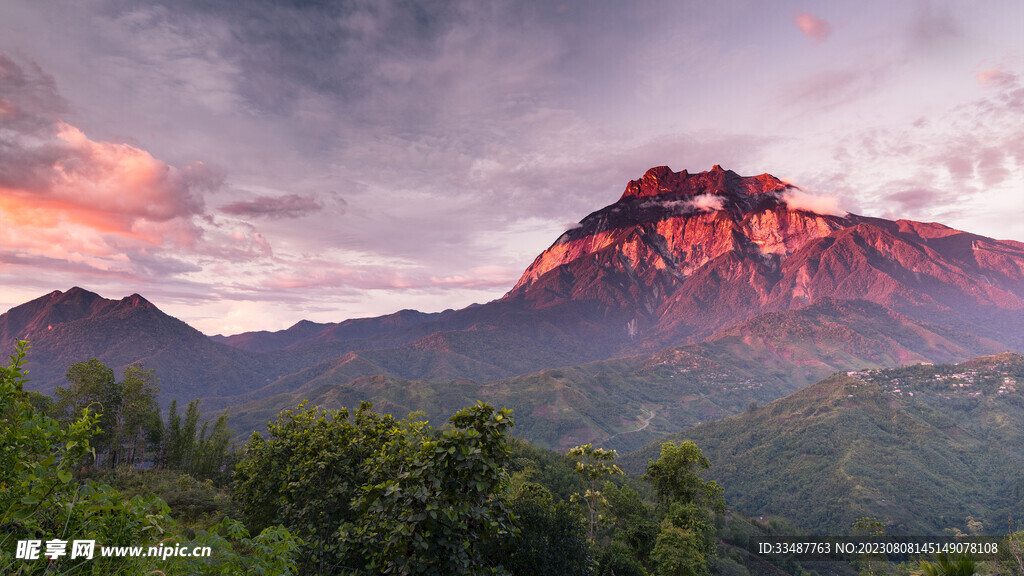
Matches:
[220,194,325,219]
[119,0,486,120]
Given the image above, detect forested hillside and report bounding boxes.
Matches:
[622,353,1024,537]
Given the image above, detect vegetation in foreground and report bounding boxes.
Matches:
[3,341,1024,574]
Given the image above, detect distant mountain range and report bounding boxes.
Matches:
[223,297,1006,450]
[2,166,1022,450]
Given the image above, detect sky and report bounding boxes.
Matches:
[1,0,1022,335]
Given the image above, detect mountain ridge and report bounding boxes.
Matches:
[3,165,1023,426]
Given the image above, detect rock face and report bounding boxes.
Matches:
[505,166,1024,350]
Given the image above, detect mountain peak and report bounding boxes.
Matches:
[120,293,154,309]
[620,165,787,201]
[55,286,103,302]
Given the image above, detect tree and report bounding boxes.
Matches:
[1,342,169,574]
[115,364,163,466]
[235,401,516,575]
[54,358,119,460]
[492,483,591,576]
[54,359,162,468]
[568,443,624,541]
[642,441,726,576]
[643,441,724,512]
[234,401,391,574]
[347,402,515,575]
[652,522,707,576]
[2,342,300,575]
[162,399,234,483]
[1007,528,1024,575]
[191,409,234,483]
[851,517,889,576]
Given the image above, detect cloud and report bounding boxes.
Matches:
[689,194,726,213]
[0,53,259,283]
[785,65,891,110]
[0,53,66,133]
[781,188,847,216]
[886,188,945,212]
[219,193,324,219]
[907,1,958,50]
[794,13,831,43]
[0,119,216,245]
[977,66,1018,88]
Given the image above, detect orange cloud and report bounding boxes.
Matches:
[795,13,831,43]
[977,66,1017,87]
[0,120,218,253]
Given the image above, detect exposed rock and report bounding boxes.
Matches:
[506,166,1024,350]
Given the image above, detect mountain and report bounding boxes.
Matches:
[505,165,1024,351]
[204,165,1024,412]
[224,298,1005,450]
[5,165,1023,426]
[620,353,1024,536]
[0,287,283,403]
[208,309,443,353]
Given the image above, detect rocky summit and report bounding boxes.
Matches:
[506,165,1024,350]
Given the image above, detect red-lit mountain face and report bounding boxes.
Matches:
[505,165,1024,351]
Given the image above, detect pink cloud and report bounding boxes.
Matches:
[0,122,215,247]
[977,66,1017,87]
[794,13,831,43]
[781,188,847,216]
[0,54,235,281]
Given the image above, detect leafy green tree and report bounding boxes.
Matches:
[602,480,657,564]
[852,517,889,576]
[595,541,646,576]
[235,401,516,575]
[192,409,234,483]
[490,483,591,576]
[643,441,724,512]
[347,402,515,575]
[162,399,235,483]
[641,441,726,576]
[234,401,392,574]
[1008,529,1024,575]
[1,342,169,574]
[54,359,162,468]
[54,358,119,459]
[115,364,163,466]
[568,443,624,541]
[164,398,184,467]
[2,342,300,575]
[651,522,707,576]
